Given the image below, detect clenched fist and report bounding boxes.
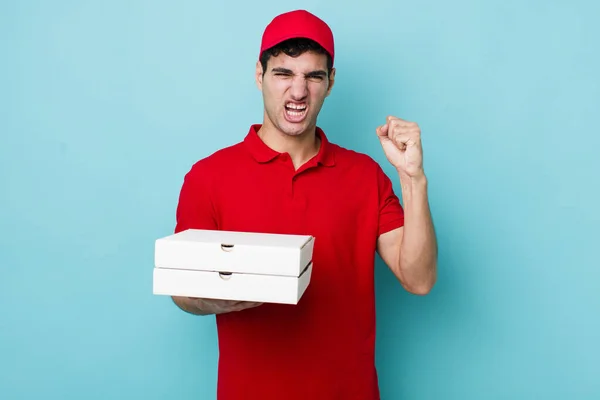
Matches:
[376,116,424,179]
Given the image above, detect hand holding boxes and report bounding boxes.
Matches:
[152,229,315,305]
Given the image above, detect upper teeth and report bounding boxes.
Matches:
[287,103,306,110]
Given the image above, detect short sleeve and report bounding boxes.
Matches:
[376,164,405,236]
[174,163,219,234]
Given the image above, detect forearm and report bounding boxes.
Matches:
[172,296,215,315]
[171,296,263,315]
[398,172,437,294]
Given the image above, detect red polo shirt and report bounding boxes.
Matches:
[174,124,404,400]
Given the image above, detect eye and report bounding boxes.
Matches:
[306,74,325,82]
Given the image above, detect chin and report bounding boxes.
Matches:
[279,117,315,137]
[280,124,307,136]
[284,125,316,138]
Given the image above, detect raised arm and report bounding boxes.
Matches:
[375,116,437,295]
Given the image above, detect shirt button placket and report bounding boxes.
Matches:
[292,176,296,197]
[291,175,306,210]
[279,154,293,199]
[290,170,298,201]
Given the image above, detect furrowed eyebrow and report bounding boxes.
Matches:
[271,67,293,74]
[306,70,327,77]
[270,68,328,78]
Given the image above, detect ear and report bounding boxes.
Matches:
[255,60,263,90]
[326,67,336,97]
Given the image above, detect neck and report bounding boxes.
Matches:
[257,120,321,169]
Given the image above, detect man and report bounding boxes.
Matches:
[171,9,437,400]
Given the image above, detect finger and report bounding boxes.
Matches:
[389,125,421,140]
[387,115,413,125]
[201,299,245,310]
[376,124,388,137]
[388,120,416,131]
[211,299,239,306]
[232,302,263,312]
[241,301,263,307]
[392,133,411,149]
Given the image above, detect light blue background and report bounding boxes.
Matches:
[1,1,598,399]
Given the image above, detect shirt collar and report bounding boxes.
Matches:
[243,124,335,167]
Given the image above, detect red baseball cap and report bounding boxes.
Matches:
[259,9,335,65]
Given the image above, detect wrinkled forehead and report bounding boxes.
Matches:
[266,51,329,73]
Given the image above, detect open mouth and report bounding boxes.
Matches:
[284,102,308,121]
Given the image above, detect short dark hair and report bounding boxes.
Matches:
[259,37,333,77]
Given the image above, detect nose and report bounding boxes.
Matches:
[289,75,308,100]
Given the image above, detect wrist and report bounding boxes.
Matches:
[398,170,427,192]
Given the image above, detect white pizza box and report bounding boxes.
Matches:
[154,229,314,276]
[152,262,313,304]
[152,229,315,304]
